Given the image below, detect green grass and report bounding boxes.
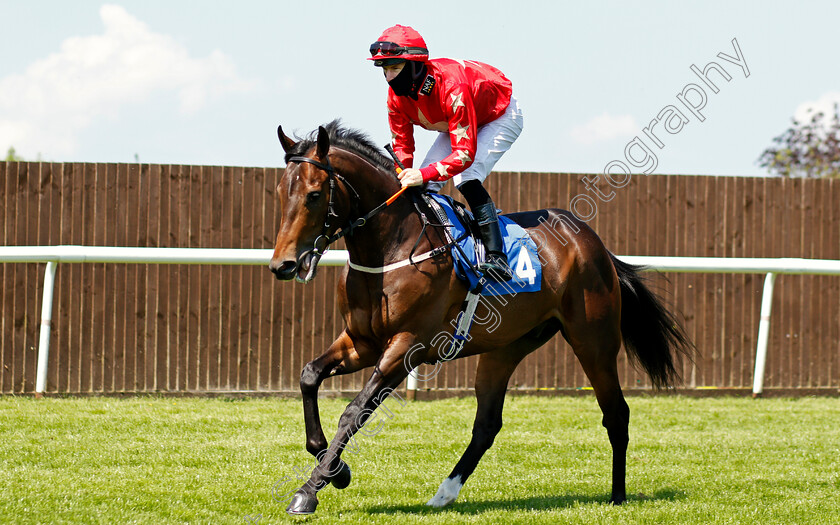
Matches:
[0,395,838,524]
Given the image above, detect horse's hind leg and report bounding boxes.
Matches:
[572,333,629,504]
[427,348,525,507]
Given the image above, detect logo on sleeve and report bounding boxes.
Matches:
[419,75,436,96]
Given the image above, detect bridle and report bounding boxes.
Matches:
[286,155,359,259]
[286,153,404,260]
[286,151,460,275]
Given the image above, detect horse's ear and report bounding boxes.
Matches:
[277,125,297,153]
[316,126,330,160]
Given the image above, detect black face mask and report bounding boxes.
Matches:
[388,61,428,100]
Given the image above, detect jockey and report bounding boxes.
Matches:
[369,24,524,283]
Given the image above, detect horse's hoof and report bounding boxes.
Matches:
[426,475,463,507]
[286,490,318,515]
[331,461,352,490]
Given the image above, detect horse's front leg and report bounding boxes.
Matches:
[286,335,413,515]
[299,330,377,490]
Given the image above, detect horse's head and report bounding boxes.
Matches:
[269,125,338,283]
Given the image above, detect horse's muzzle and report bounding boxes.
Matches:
[269,251,321,283]
[269,259,297,281]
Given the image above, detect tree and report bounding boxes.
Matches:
[758,102,840,178]
[4,146,24,162]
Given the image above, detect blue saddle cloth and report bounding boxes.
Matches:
[426,193,542,296]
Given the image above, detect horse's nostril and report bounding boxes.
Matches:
[269,260,297,280]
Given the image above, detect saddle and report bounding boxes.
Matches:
[414,192,542,296]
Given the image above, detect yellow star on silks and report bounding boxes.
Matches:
[451,123,470,144]
[435,162,449,178]
[450,92,465,112]
[454,149,472,166]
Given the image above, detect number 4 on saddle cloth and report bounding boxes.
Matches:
[424,193,542,297]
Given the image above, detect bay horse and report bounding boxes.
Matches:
[268,121,693,515]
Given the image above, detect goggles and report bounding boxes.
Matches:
[369,41,428,58]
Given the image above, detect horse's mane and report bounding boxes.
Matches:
[285,119,396,174]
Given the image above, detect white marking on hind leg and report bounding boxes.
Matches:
[426,475,463,507]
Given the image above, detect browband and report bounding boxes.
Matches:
[287,156,334,173]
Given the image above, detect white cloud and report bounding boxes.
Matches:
[793,92,840,127]
[568,112,638,145]
[0,4,254,158]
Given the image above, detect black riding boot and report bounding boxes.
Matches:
[474,202,512,282]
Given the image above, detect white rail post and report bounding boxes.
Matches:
[752,272,777,398]
[406,370,418,401]
[35,261,58,398]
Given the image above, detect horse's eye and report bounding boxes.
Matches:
[306,191,321,205]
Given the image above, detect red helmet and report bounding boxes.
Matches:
[368,24,429,65]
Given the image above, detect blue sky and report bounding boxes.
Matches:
[1,1,838,176]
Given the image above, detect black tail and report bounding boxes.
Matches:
[609,253,695,390]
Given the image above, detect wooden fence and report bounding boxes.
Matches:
[1,161,838,395]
